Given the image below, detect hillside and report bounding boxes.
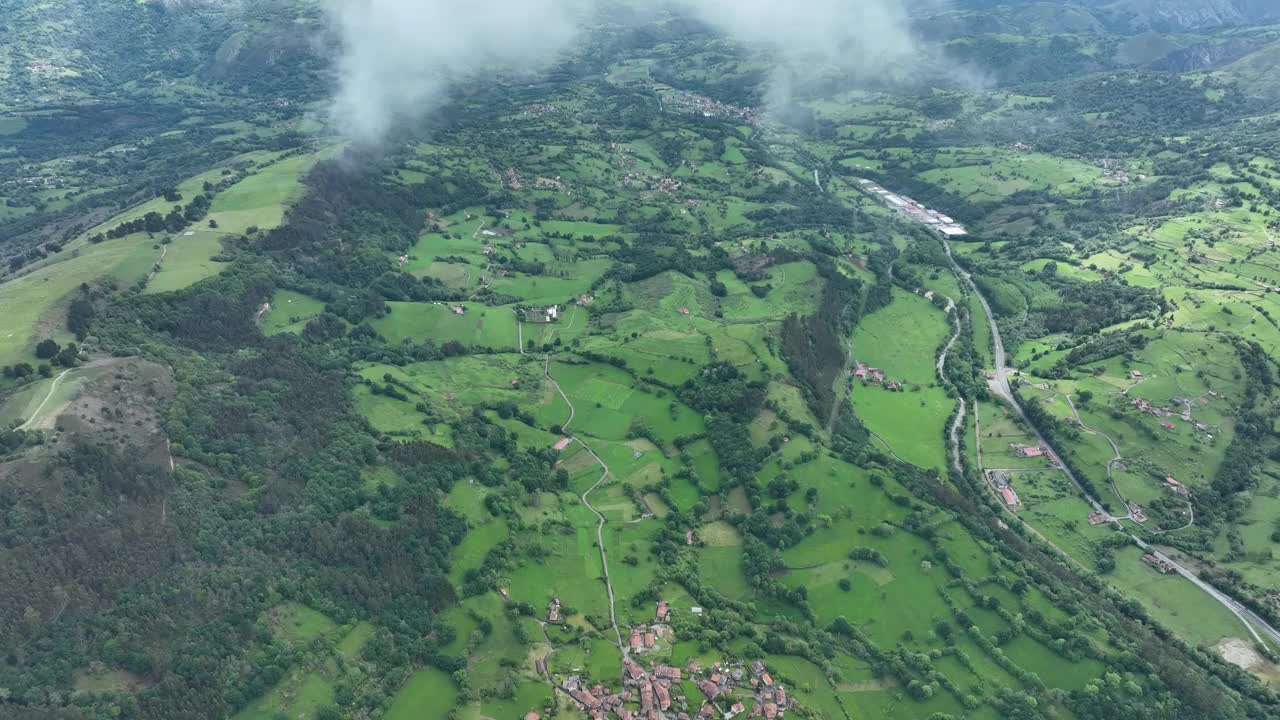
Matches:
[1215,39,1280,100]
[5,4,1280,720]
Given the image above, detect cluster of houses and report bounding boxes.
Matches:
[505,167,526,190]
[663,90,759,124]
[853,362,902,391]
[1142,553,1176,574]
[541,598,795,720]
[565,657,791,720]
[1133,394,1213,436]
[628,624,662,653]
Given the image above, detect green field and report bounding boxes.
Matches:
[144,231,227,294]
[851,289,953,470]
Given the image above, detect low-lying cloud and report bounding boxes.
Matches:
[325,0,954,145]
[326,0,589,144]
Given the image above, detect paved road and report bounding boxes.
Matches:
[940,238,1108,516]
[940,234,1280,650]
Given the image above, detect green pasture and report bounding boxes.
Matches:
[372,302,519,350]
[209,147,336,234]
[261,290,326,335]
[386,669,457,720]
[145,231,226,294]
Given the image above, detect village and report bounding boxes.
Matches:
[526,601,793,720]
[854,179,968,237]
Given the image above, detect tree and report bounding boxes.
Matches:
[35,339,60,359]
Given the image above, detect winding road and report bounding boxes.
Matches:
[542,355,624,651]
[17,368,74,431]
[938,234,1280,652]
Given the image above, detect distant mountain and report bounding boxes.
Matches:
[1214,39,1280,100]
[0,0,324,109]
[921,0,1280,34]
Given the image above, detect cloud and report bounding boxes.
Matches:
[325,0,589,145]
[675,0,974,105]
[323,0,969,144]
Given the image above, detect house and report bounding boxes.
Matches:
[655,684,672,710]
[1131,370,1144,378]
[656,600,669,621]
[1141,554,1176,574]
[1087,510,1108,525]
[450,304,466,315]
[751,661,765,676]
[1165,477,1188,496]
[655,666,682,681]
[553,437,572,451]
[678,307,691,315]
[726,703,746,719]
[776,687,787,706]
[763,703,778,720]
[868,368,885,383]
[698,680,721,699]
[761,673,773,687]
[686,661,701,674]
[577,294,595,306]
[1161,421,1176,430]
[853,363,868,379]
[644,632,656,648]
[625,659,645,681]
[571,688,600,709]
[525,713,541,720]
[547,597,561,623]
[1011,444,1044,458]
[640,684,654,710]
[630,628,643,650]
[886,381,903,392]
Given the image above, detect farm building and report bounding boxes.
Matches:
[853,362,868,379]
[678,307,691,315]
[1010,443,1044,458]
[526,305,560,323]
[1161,421,1175,430]
[449,304,466,315]
[1130,370,1143,378]
[553,437,572,451]
[1165,477,1188,495]
[868,368,885,383]
[1000,487,1021,507]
